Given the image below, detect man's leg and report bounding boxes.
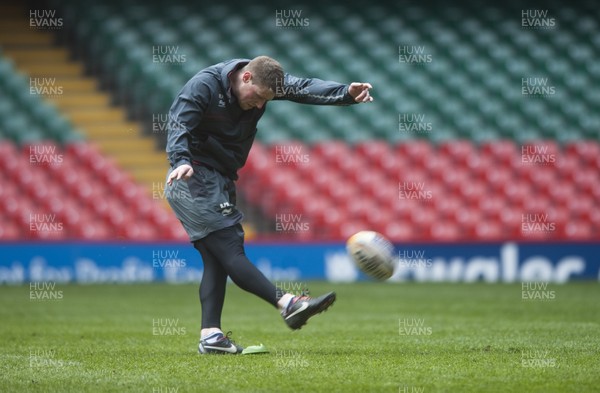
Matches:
[193,240,227,332]
[201,224,279,307]
[194,239,245,354]
[200,224,336,330]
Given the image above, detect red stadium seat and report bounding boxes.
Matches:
[547,182,575,205]
[428,220,462,241]
[567,195,595,221]
[231,140,600,242]
[454,208,483,228]
[564,141,600,165]
[372,182,401,205]
[336,154,372,177]
[501,180,532,206]
[409,205,437,228]
[0,220,22,240]
[395,140,435,166]
[563,220,593,240]
[311,141,352,165]
[440,167,472,194]
[376,153,410,177]
[422,154,454,182]
[474,221,504,240]
[0,181,19,200]
[456,180,488,205]
[354,141,393,168]
[522,195,552,214]
[483,166,514,192]
[572,168,598,195]
[438,140,476,166]
[121,222,158,240]
[65,142,105,165]
[0,143,19,171]
[433,195,463,220]
[466,154,496,181]
[384,220,415,241]
[72,222,113,240]
[480,140,518,161]
[554,154,581,182]
[3,195,36,222]
[336,219,372,241]
[162,221,190,241]
[478,194,506,221]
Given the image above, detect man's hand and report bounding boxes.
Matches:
[348,82,373,103]
[167,164,194,185]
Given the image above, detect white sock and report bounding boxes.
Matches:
[201,329,223,342]
[278,293,295,313]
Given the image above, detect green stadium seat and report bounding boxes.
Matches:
[45,0,598,145]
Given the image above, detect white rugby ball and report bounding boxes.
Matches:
[346,231,395,281]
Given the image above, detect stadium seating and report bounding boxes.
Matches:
[1,0,598,241]
[0,140,187,241]
[0,57,82,144]
[0,52,186,241]
[239,139,600,241]
[26,0,600,144]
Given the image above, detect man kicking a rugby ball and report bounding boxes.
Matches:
[165,56,373,354]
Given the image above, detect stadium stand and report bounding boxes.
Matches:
[1,0,598,241]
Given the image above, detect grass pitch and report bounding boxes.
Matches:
[1,282,599,392]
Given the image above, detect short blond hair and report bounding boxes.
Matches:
[246,56,284,92]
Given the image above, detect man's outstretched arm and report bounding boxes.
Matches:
[275,74,373,105]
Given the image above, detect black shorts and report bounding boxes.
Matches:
[165,164,243,242]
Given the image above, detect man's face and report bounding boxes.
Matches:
[235,71,275,111]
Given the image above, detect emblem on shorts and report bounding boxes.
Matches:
[218,202,235,216]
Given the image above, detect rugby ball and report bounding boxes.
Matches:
[346,231,395,280]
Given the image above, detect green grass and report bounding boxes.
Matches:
[1,282,599,392]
